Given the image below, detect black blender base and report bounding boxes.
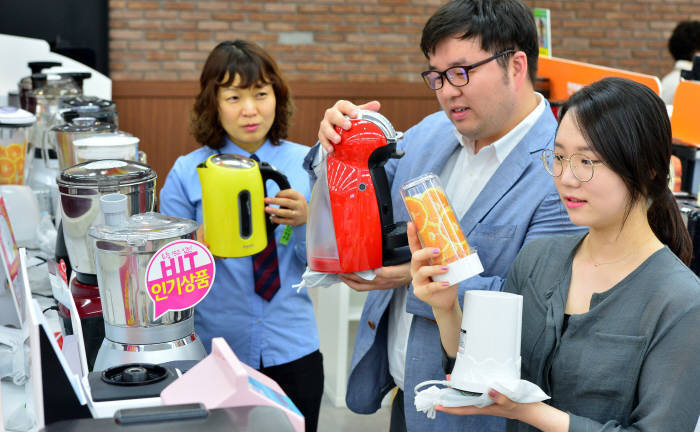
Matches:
[88,364,178,402]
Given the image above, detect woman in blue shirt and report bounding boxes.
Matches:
[159,40,323,432]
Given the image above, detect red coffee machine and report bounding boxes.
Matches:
[307,110,410,273]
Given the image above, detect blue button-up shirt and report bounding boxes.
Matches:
[159,137,319,368]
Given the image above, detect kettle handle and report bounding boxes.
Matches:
[259,162,291,232]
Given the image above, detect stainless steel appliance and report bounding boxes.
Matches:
[17,61,61,112]
[89,198,206,370]
[57,159,157,277]
[25,73,81,218]
[60,95,118,128]
[56,159,157,369]
[52,117,115,170]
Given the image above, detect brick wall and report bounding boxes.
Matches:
[109,0,700,82]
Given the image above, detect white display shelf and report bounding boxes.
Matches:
[311,282,367,408]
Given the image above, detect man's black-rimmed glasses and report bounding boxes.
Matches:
[421,49,516,91]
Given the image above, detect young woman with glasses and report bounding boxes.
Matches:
[409,77,700,431]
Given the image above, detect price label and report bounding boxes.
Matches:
[145,240,216,320]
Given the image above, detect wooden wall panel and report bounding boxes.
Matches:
[112,81,440,198]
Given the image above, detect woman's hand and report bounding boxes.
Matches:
[437,389,521,418]
[318,100,381,152]
[196,225,206,245]
[436,390,570,432]
[195,224,224,259]
[265,189,308,226]
[408,222,457,312]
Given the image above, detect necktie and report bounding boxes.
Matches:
[253,238,281,301]
[251,153,282,301]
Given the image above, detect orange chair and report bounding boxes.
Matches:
[672,80,700,147]
[538,56,661,102]
[670,80,700,193]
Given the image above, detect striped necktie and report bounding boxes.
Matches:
[250,153,281,301]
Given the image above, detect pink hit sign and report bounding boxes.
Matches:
[145,239,216,320]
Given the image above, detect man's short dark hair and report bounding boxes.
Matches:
[668,21,700,61]
[420,0,539,85]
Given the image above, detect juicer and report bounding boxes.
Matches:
[88,198,206,370]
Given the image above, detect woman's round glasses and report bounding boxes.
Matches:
[420,49,515,91]
[541,150,603,182]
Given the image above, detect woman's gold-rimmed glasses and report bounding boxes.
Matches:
[541,150,604,182]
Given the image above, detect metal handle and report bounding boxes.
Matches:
[114,403,208,425]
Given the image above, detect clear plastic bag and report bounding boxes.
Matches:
[306,155,340,269]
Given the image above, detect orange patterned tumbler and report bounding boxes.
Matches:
[401,173,483,285]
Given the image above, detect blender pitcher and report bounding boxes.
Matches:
[0,106,36,185]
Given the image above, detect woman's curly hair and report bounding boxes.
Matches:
[191,40,293,149]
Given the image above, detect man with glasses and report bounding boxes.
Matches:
[305,1,583,431]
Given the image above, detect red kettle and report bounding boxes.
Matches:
[307,110,410,273]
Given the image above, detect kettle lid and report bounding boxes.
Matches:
[0,106,36,127]
[89,212,198,244]
[61,106,118,125]
[57,159,155,187]
[208,153,256,169]
[61,95,115,110]
[51,117,114,133]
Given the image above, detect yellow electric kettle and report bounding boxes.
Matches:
[197,153,290,258]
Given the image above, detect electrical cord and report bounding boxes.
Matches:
[42,305,59,314]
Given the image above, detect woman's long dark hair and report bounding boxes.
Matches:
[191,40,293,149]
[559,77,692,265]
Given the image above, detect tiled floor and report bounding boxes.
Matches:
[317,394,391,432]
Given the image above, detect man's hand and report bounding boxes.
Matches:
[318,100,381,153]
[265,189,308,227]
[339,262,411,292]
